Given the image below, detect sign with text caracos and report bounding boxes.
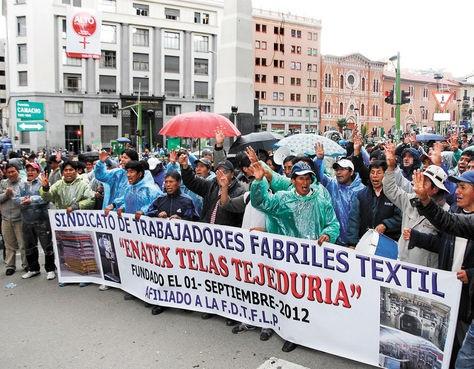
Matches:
[50,210,461,369]
[66,7,101,59]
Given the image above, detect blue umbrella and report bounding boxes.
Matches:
[275,134,346,158]
[116,137,131,144]
[415,134,445,142]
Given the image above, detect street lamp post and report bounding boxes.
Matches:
[389,53,401,138]
[456,98,462,134]
[419,105,425,133]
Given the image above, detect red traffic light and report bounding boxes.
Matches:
[77,130,82,136]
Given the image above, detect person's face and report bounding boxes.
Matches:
[164,176,180,195]
[120,154,132,168]
[335,167,353,185]
[26,167,39,181]
[203,153,213,161]
[291,174,312,196]
[195,162,210,177]
[458,155,471,174]
[216,167,233,182]
[50,161,59,170]
[467,160,474,172]
[424,176,441,198]
[86,162,94,172]
[266,159,277,171]
[402,153,414,167]
[283,161,293,178]
[62,165,77,183]
[369,167,385,189]
[455,182,474,210]
[127,168,142,184]
[6,167,19,181]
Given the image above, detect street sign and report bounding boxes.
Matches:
[433,92,453,112]
[16,101,45,121]
[16,121,46,132]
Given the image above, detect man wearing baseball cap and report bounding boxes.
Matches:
[19,162,56,280]
[314,142,365,246]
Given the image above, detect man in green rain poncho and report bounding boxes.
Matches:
[249,160,340,353]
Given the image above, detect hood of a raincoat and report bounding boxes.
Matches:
[123,171,162,214]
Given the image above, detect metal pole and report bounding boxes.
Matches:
[137,83,142,155]
[149,115,153,149]
[395,52,401,138]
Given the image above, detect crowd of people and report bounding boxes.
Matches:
[1,129,473,367]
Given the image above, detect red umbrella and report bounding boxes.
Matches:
[159,111,241,138]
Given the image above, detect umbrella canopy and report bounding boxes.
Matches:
[116,137,131,144]
[275,134,346,158]
[159,111,241,138]
[415,133,445,142]
[78,151,100,161]
[228,131,284,154]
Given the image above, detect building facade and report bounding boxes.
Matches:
[3,0,221,152]
[253,9,321,134]
[320,53,385,134]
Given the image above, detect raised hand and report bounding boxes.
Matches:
[39,173,50,188]
[384,142,397,170]
[353,132,363,156]
[245,146,258,164]
[99,150,109,162]
[177,153,188,169]
[413,169,429,204]
[315,142,325,159]
[429,142,443,166]
[449,134,459,151]
[216,169,230,188]
[169,150,178,164]
[215,129,225,148]
[250,161,265,180]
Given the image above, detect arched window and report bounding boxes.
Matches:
[340,75,344,89]
[373,80,376,92]
[372,105,376,116]
[361,77,365,91]
[328,74,332,88]
[328,101,331,113]
[339,102,344,115]
[324,74,328,87]
[361,104,365,116]
[390,107,394,118]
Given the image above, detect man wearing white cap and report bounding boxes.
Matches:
[314,143,365,246]
[383,143,450,267]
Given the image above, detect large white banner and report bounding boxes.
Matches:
[66,7,101,59]
[50,210,461,369]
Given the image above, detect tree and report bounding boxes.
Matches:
[337,118,347,132]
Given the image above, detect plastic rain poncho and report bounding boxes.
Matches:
[114,172,162,214]
[94,161,128,209]
[250,178,339,243]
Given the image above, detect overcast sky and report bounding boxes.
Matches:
[253,0,474,78]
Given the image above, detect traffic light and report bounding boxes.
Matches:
[112,103,119,117]
[401,90,410,105]
[77,130,82,136]
[384,90,394,105]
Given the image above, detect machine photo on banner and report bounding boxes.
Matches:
[49,210,462,369]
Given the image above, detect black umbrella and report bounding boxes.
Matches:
[78,151,100,161]
[228,131,284,154]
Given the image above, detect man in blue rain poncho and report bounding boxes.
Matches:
[104,161,162,218]
[94,149,139,209]
[313,143,365,246]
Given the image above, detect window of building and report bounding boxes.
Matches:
[100,0,116,12]
[133,3,148,16]
[101,24,116,43]
[409,85,415,97]
[100,125,118,145]
[289,109,293,116]
[164,79,179,96]
[261,108,267,115]
[256,24,260,32]
[194,82,208,98]
[100,102,116,115]
[164,55,180,73]
[64,101,83,114]
[255,91,260,99]
[255,41,260,49]
[194,58,208,75]
[194,12,209,24]
[339,102,344,115]
[361,104,365,116]
[272,92,278,101]
[166,104,181,116]
[20,131,30,144]
[64,73,81,92]
[18,71,27,86]
[340,75,344,89]
[100,50,116,68]
[423,87,429,99]
[132,53,149,71]
[62,0,82,6]
[17,44,27,64]
[62,46,81,66]
[361,77,365,91]
[261,25,267,33]
[165,8,180,20]
[17,16,26,36]
[163,31,180,50]
[390,106,394,118]
[133,77,149,95]
[132,28,149,46]
[194,35,209,52]
[0,85,5,90]
[271,108,277,116]
[279,92,284,100]
[62,18,66,38]
[281,108,285,116]
[296,109,302,117]
[273,76,278,84]
[279,76,284,84]
[15,0,26,4]
[99,75,116,93]
[261,41,267,50]
[196,105,210,112]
